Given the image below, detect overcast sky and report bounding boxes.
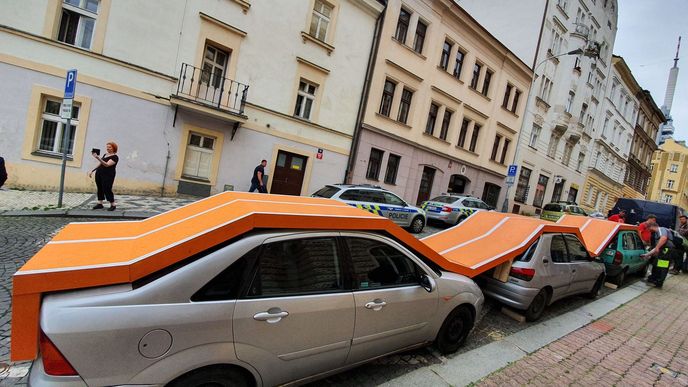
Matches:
[614,0,688,141]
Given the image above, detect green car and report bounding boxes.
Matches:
[540,202,588,222]
[600,230,647,285]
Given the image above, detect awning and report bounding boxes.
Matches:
[557,214,638,256]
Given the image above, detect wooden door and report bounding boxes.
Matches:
[271,150,307,196]
[416,166,435,205]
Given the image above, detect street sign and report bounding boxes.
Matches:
[60,99,73,119]
[63,69,77,99]
[507,164,518,177]
[506,175,515,186]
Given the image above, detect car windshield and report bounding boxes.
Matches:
[543,203,563,212]
[429,196,461,204]
[312,186,339,198]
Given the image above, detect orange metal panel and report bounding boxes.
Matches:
[557,215,638,256]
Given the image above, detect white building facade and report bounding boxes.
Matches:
[0,0,382,196]
[461,0,619,215]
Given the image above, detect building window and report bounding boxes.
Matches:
[425,103,439,135]
[540,77,553,102]
[511,90,521,113]
[201,44,229,89]
[453,49,465,79]
[469,123,481,152]
[663,194,673,203]
[667,179,675,189]
[565,91,575,113]
[470,63,482,89]
[670,164,678,173]
[395,8,411,44]
[562,142,574,166]
[294,80,317,120]
[529,124,541,148]
[37,98,79,156]
[384,154,401,185]
[366,148,384,180]
[533,175,549,208]
[58,0,100,49]
[490,134,502,161]
[440,40,452,70]
[397,88,413,124]
[481,69,493,96]
[576,152,585,172]
[413,20,427,54]
[379,79,396,117]
[500,139,511,164]
[547,134,560,158]
[502,84,513,109]
[458,118,469,148]
[439,110,452,140]
[515,167,532,203]
[182,133,215,180]
[309,0,333,42]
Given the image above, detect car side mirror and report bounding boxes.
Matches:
[419,274,436,293]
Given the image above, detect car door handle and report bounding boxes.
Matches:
[253,309,289,323]
[572,269,577,273]
[365,299,387,311]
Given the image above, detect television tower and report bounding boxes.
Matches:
[658,36,681,145]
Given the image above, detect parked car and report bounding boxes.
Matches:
[599,230,647,285]
[312,184,426,233]
[588,211,606,220]
[608,198,685,229]
[540,201,588,222]
[480,232,605,321]
[31,230,483,386]
[421,194,492,226]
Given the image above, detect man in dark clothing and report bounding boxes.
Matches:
[677,215,688,273]
[249,160,267,193]
[0,156,7,188]
[642,223,680,288]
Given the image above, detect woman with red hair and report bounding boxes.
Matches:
[88,141,119,211]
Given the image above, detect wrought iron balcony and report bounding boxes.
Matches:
[174,63,249,116]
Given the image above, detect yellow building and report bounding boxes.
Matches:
[648,139,688,209]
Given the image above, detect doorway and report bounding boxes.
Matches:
[271,150,307,196]
[552,179,565,202]
[416,166,436,205]
[482,183,501,208]
[448,174,468,194]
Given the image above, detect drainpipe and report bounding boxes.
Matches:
[161,148,171,196]
[344,1,387,184]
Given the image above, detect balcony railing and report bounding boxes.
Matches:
[175,63,249,115]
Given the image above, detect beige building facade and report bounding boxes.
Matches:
[0,0,382,196]
[347,0,533,208]
[649,139,688,209]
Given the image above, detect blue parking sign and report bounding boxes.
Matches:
[64,69,77,99]
[507,164,518,177]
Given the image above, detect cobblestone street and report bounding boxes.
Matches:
[478,276,688,386]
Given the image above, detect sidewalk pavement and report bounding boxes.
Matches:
[0,189,196,218]
[384,275,687,386]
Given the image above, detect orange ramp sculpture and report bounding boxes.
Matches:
[9,193,604,361]
[556,214,638,256]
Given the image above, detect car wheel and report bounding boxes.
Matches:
[455,215,467,226]
[167,365,254,387]
[435,305,474,354]
[615,268,627,286]
[587,274,605,299]
[524,289,548,322]
[410,216,425,233]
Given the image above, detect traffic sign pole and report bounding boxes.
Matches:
[57,69,77,208]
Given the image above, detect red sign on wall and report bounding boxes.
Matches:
[316,148,323,160]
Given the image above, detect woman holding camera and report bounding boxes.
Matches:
[88,141,119,211]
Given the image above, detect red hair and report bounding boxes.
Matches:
[107,142,118,153]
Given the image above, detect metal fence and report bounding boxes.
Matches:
[175,63,249,115]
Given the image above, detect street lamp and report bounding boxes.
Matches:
[500,47,594,213]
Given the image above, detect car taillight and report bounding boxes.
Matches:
[613,251,623,265]
[40,331,77,376]
[509,267,535,281]
[442,206,452,212]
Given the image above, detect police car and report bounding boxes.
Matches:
[421,194,492,226]
[312,184,426,233]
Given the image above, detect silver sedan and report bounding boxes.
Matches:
[31,230,483,386]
